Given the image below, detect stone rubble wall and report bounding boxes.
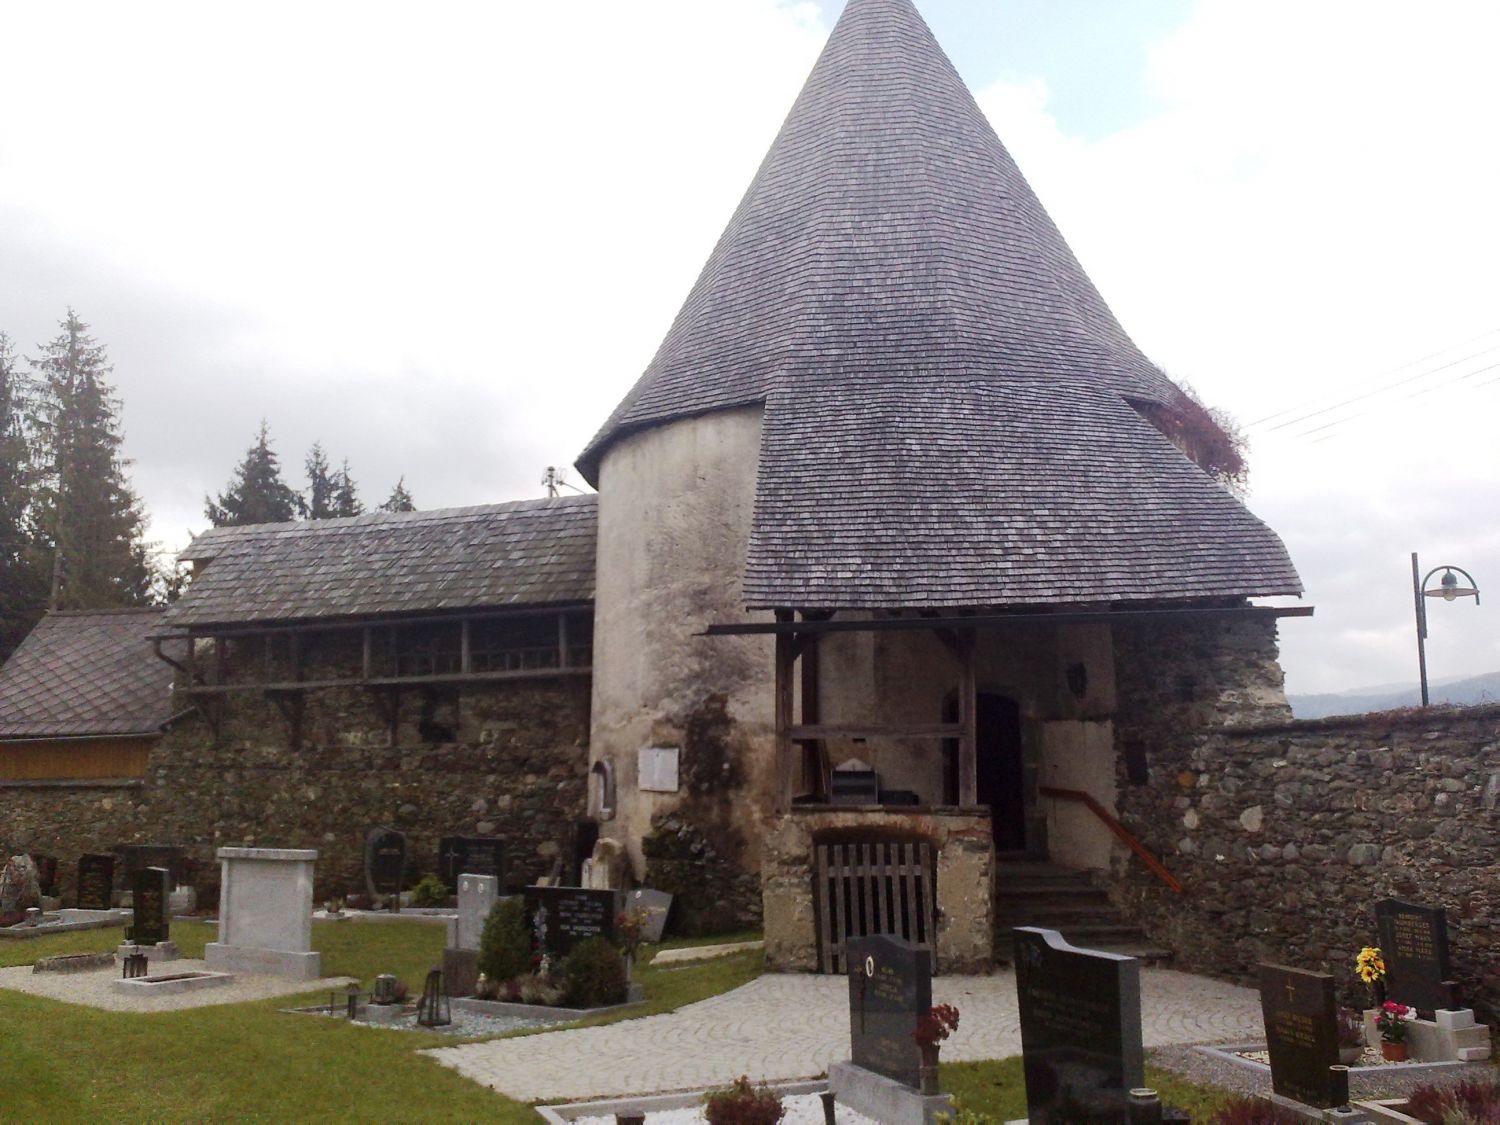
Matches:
[1111,618,1500,1019]
[1,668,590,906]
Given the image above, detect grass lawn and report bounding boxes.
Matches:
[1,922,1242,1122]
[944,1056,1235,1121]
[0,919,765,1123]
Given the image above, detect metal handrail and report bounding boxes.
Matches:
[1038,785,1185,895]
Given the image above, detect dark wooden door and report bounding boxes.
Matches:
[976,693,1025,851]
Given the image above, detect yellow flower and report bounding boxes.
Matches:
[1356,946,1386,983]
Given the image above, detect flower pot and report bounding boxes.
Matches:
[1381,1040,1409,1062]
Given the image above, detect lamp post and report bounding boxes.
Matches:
[1411,552,1481,706]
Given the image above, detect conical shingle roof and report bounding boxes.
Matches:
[579,0,1302,608]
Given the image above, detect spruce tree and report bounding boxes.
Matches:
[303,441,335,519]
[28,311,152,609]
[0,334,47,655]
[379,478,416,513]
[332,458,362,518]
[206,421,303,526]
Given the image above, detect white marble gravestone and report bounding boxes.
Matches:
[454,874,498,951]
[204,847,321,979]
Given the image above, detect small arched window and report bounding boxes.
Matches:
[589,759,616,821]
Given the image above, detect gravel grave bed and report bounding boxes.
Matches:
[290,1004,561,1038]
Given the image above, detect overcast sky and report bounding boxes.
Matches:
[2,0,1496,696]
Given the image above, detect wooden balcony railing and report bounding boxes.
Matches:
[1039,786,1185,895]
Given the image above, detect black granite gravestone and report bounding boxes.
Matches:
[131,867,170,946]
[1014,927,1144,1125]
[1375,898,1455,1014]
[76,853,115,910]
[364,827,407,899]
[28,853,58,897]
[1258,963,1340,1109]
[845,934,929,1089]
[438,836,506,892]
[523,886,617,958]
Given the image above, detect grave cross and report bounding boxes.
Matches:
[1286,979,1298,1004]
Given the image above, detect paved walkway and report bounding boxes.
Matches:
[425,968,1263,1102]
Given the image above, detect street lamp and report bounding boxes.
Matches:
[1411,552,1481,707]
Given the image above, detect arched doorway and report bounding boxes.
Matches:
[945,692,1026,853]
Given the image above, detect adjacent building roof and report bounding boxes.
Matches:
[579,0,1302,607]
[164,496,597,628]
[0,609,175,739]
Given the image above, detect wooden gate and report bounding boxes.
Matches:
[813,839,937,974]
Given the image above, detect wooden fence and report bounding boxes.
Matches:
[813,839,937,973]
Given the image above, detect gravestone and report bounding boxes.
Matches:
[438,836,505,893]
[131,867,170,946]
[1014,927,1144,1125]
[364,827,407,900]
[1258,963,1340,1109]
[76,853,116,910]
[845,933,928,1088]
[119,845,189,889]
[455,874,498,951]
[624,888,674,944]
[523,886,617,959]
[1375,898,1455,1013]
[205,847,321,979]
[28,853,59,897]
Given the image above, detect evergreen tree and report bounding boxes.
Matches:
[0,334,47,655]
[332,458,362,518]
[206,421,303,526]
[379,477,416,513]
[28,311,152,609]
[303,441,335,519]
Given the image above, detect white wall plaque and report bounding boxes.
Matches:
[638,746,680,793]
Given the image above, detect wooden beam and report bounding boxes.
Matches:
[704,604,1317,636]
[460,618,472,675]
[774,610,796,814]
[799,624,821,800]
[957,632,977,807]
[558,613,570,670]
[788,723,962,741]
[362,627,372,680]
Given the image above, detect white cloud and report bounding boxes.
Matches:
[974,0,1500,693]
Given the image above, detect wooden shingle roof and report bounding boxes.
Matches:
[0,609,175,739]
[579,0,1301,607]
[164,496,597,628]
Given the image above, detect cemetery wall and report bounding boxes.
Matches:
[1111,681,1500,1020]
[1,673,590,903]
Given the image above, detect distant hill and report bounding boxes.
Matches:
[1289,671,1500,719]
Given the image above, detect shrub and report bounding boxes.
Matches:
[703,1076,784,1125]
[409,873,448,907]
[560,936,628,1009]
[1209,1097,1308,1124]
[1404,1077,1500,1124]
[477,898,531,983]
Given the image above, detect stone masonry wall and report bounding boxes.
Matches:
[1110,617,1500,1019]
[1,648,590,904]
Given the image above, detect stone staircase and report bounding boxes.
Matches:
[992,860,1172,964]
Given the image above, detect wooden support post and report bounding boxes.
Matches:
[774,610,796,814]
[362,627,372,681]
[290,631,302,684]
[558,613,569,670]
[460,618,472,675]
[800,627,821,800]
[957,631,978,807]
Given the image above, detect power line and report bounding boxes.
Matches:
[1245,324,1500,429]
